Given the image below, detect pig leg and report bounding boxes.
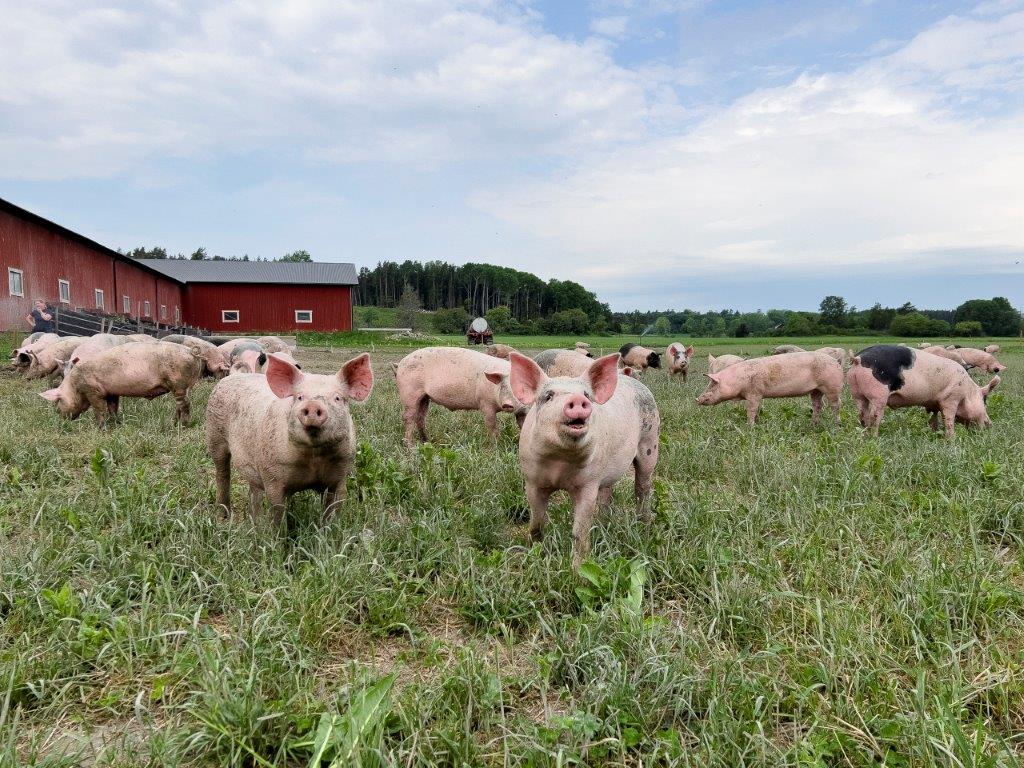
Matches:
[323,475,348,521]
[403,396,429,446]
[482,407,499,442]
[745,396,762,425]
[211,446,232,513]
[525,485,552,543]
[939,402,957,438]
[928,410,939,432]
[415,398,429,442]
[828,390,841,425]
[174,391,191,426]
[569,485,600,570]
[264,484,287,530]
[105,395,121,424]
[597,485,614,508]
[633,447,657,521]
[87,393,110,426]
[809,391,823,425]
[867,396,887,437]
[681,368,688,382]
[248,484,265,520]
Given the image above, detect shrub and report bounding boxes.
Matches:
[889,312,949,337]
[433,307,471,335]
[484,306,518,334]
[953,320,984,337]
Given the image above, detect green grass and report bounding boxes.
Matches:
[2,334,1023,765]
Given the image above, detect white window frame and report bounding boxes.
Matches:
[295,309,313,323]
[58,279,70,304]
[160,304,167,319]
[174,306,181,324]
[95,289,105,310]
[123,295,130,313]
[222,310,240,323]
[144,300,151,316]
[8,268,24,297]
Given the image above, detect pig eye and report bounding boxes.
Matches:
[295,395,304,402]
[333,395,342,403]
[544,392,554,402]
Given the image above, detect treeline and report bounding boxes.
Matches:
[356,260,609,327]
[616,296,1021,338]
[122,246,313,262]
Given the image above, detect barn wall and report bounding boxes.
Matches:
[184,283,352,332]
[0,208,117,330]
[113,261,183,323]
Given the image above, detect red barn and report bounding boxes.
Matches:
[1,196,357,334]
[1,197,184,330]
[137,260,357,333]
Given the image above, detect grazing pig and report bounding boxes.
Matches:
[618,343,661,374]
[666,342,695,380]
[485,344,518,360]
[697,352,842,425]
[921,346,969,367]
[708,353,744,374]
[23,337,85,381]
[218,338,258,358]
[510,353,660,569]
[534,349,595,378]
[956,347,1006,373]
[847,345,998,437]
[67,334,134,367]
[815,347,853,365]
[205,352,373,524]
[39,342,203,426]
[11,332,61,368]
[395,347,526,445]
[772,344,806,355]
[170,336,230,378]
[985,344,1000,354]
[226,341,268,374]
[256,336,292,354]
[574,342,593,357]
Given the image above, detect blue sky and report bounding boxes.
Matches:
[1,0,1022,312]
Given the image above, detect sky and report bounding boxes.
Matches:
[1,0,1022,312]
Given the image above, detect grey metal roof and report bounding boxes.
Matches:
[135,259,358,286]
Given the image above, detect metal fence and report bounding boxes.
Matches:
[53,306,209,339]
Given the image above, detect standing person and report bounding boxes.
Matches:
[25,299,55,333]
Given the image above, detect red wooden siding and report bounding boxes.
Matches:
[0,207,186,330]
[184,283,352,332]
[1,207,117,329]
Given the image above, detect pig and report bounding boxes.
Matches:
[666,342,695,380]
[921,346,969,367]
[815,347,853,366]
[226,341,268,373]
[23,337,85,381]
[510,352,660,569]
[485,344,518,360]
[218,338,258,358]
[697,352,843,425]
[534,349,595,378]
[847,345,999,437]
[985,344,1000,354]
[256,336,293,354]
[67,333,134,367]
[618,343,661,374]
[772,344,806,355]
[574,342,593,357]
[955,347,1006,373]
[123,334,158,344]
[205,352,373,525]
[11,332,61,368]
[708,354,744,374]
[167,336,230,378]
[39,342,203,426]
[395,347,526,446]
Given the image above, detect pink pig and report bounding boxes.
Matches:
[510,352,660,569]
[955,347,1006,374]
[696,351,843,425]
[666,342,695,380]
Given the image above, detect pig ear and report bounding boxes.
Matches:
[707,354,715,363]
[484,371,504,386]
[586,353,620,405]
[984,376,1000,395]
[266,353,304,399]
[339,353,374,402]
[705,372,721,383]
[510,352,547,406]
[685,345,694,358]
[40,389,61,402]
[622,366,633,378]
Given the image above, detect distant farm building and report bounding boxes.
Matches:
[1,196,356,333]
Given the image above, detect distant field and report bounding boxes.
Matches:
[1,333,1023,764]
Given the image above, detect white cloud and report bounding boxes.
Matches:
[0,0,666,179]
[590,15,629,38]
[470,9,1024,292]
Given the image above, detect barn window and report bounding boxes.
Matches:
[174,306,181,324]
[58,279,70,304]
[123,295,130,313]
[144,300,151,317]
[222,310,240,323]
[8,268,24,297]
[95,289,105,310]
[295,310,313,323]
[160,304,167,319]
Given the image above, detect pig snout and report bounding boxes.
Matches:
[299,400,328,430]
[563,393,592,424]
[500,398,515,413]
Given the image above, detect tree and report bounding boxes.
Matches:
[889,312,949,337]
[897,302,917,315]
[781,312,815,336]
[652,316,671,335]
[819,295,848,327]
[734,322,750,338]
[127,246,170,259]
[485,306,517,333]
[190,247,208,261]
[280,250,312,262]
[866,303,895,331]
[544,308,590,335]
[954,297,1021,336]
[433,307,471,334]
[396,283,423,331]
[954,320,984,337]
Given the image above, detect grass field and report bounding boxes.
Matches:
[2,334,1023,766]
